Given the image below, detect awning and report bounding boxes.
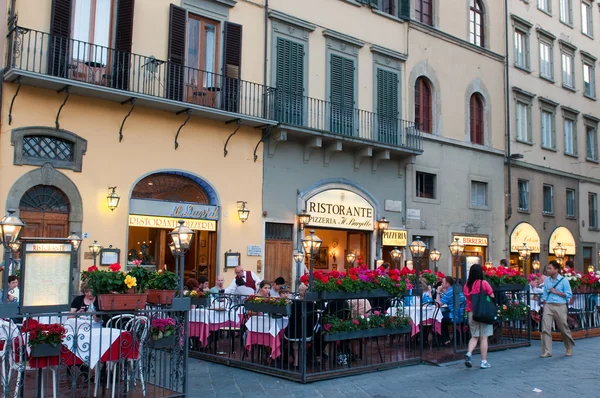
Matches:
[510,222,541,253]
[549,226,576,255]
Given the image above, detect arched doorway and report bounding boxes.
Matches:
[19,185,70,238]
[128,172,219,283]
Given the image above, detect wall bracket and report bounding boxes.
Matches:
[223,119,241,157]
[118,98,136,142]
[253,125,273,162]
[8,76,22,126]
[55,86,71,129]
[174,109,192,150]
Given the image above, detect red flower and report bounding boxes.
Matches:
[352,319,359,325]
[108,263,121,272]
[87,265,98,272]
[350,275,357,281]
[337,280,342,285]
[300,274,309,284]
[323,324,332,331]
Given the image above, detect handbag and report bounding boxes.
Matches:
[472,280,498,325]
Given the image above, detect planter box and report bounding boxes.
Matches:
[191,297,211,308]
[30,343,62,358]
[244,302,291,315]
[324,326,411,342]
[147,290,176,305]
[98,293,147,311]
[150,335,176,348]
[492,284,527,292]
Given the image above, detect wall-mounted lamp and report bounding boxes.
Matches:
[237,201,250,223]
[330,248,337,262]
[297,211,311,231]
[107,187,120,211]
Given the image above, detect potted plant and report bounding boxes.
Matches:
[185,290,211,307]
[497,301,529,321]
[84,264,147,310]
[22,319,66,358]
[483,267,528,291]
[147,270,179,305]
[561,267,582,292]
[127,265,153,293]
[321,311,411,341]
[244,295,292,315]
[150,317,177,348]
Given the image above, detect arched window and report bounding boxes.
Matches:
[469,0,484,47]
[414,77,432,133]
[470,93,485,145]
[132,173,210,204]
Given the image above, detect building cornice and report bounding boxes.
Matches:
[322,29,365,48]
[536,27,556,41]
[370,45,407,61]
[510,160,600,185]
[268,10,317,31]
[422,134,505,157]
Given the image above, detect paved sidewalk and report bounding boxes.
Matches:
[186,338,598,398]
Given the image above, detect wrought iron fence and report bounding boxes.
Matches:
[0,307,188,397]
[8,27,273,121]
[530,291,600,336]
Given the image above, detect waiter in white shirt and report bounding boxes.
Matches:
[225,266,262,294]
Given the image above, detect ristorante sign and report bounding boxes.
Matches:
[129,215,216,231]
[305,189,374,231]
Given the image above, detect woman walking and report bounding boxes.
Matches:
[462,264,494,369]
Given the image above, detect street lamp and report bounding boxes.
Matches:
[0,209,25,305]
[297,211,311,231]
[532,260,540,272]
[484,261,493,270]
[67,231,82,253]
[409,236,426,274]
[553,242,567,265]
[293,249,304,290]
[429,248,441,273]
[390,247,402,269]
[587,265,594,273]
[377,217,389,267]
[518,243,531,276]
[170,220,195,294]
[302,230,322,290]
[89,240,102,265]
[449,238,465,282]
[8,241,21,254]
[346,251,356,267]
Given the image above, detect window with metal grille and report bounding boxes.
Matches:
[23,136,74,162]
[265,223,293,240]
[416,172,436,199]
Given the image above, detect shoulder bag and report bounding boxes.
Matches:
[472,280,498,325]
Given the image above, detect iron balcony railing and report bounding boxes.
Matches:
[7,27,273,120]
[271,90,423,151]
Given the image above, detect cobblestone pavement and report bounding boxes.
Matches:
[186,338,599,398]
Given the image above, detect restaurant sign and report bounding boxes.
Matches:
[129,199,219,220]
[383,229,408,247]
[305,189,374,231]
[129,215,216,231]
[549,226,576,255]
[510,222,541,253]
[454,235,488,246]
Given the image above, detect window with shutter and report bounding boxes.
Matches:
[167,4,187,101]
[222,22,243,113]
[377,68,399,144]
[276,37,305,125]
[48,0,73,78]
[330,54,355,136]
[414,77,432,133]
[470,93,484,144]
[112,0,135,90]
[185,14,221,106]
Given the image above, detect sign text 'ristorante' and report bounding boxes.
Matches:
[305,189,374,231]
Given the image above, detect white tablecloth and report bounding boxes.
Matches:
[63,327,122,369]
[188,308,242,324]
[386,305,443,325]
[245,315,288,337]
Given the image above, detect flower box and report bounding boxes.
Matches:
[323,326,411,342]
[30,343,62,358]
[147,289,176,305]
[492,284,527,292]
[151,335,176,348]
[304,289,390,301]
[98,293,147,311]
[244,302,291,315]
[191,297,211,308]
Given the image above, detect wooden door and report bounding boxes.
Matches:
[20,211,68,238]
[265,240,293,286]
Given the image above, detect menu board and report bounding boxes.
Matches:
[22,243,72,310]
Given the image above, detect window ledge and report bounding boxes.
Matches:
[517,209,531,214]
[538,8,552,17]
[566,215,577,220]
[340,0,362,7]
[584,93,597,101]
[515,64,531,74]
[413,196,441,205]
[516,139,534,146]
[540,75,555,84]
[564,152,579,158]
[582,32,594,40]
[542,212,555,217]
[470,205,491,211]
[372,9,404,23]
[589,227,600,232]
[559,20,574,30]
[586,157,600,164]
[542,146,558,152]
[562,84,576,92]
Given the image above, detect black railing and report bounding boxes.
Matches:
[272,90,423,151]
[531,291,600,335]
[8,27,273,120]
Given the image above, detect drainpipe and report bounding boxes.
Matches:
[263,0,269,89]
[504,0,512,224]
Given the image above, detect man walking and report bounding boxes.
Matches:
[540,260,575,358]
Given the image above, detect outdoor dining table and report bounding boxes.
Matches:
[188,307,244,347]
[386,305,443,336]
[244,315,289,360]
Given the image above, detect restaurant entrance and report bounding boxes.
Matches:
[305,228,371,271]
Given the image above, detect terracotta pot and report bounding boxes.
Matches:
[97,293,147,311]
[147,289,176,305]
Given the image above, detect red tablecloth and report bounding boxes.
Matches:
[411,320,442,336]
[245,330,284,360]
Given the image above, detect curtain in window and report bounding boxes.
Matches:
[564,120,573,154]
[587,128,596,159]
[204,24,217,86]
[470,94,484,144]
[542,111,553,148]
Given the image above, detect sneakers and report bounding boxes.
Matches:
[480,361,491,369]
[565,348,573,357]
[464,352,472,368]
[336,354,348,366]
[540,353,552,358]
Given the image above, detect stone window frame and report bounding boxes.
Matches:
[561,105,580,157]
[537,0,552,15]
[513,87,536,144]
[581,0,594,38]
[408,61,441,136]
[537,27,555,82]
[371,45,405,125]
[413,164,441,205]
[464,78,492,147]
[589,192,599,229]
[559,40,577,91]
[539,97,558,151]
[517,179,530,213]
[469,175,491,211]
[583,114,600,163]
[511,15,532,72]
[581,51,597,100]
[11,127,87,172]
[542,183,554,216]
[559,0,574,27]
[566,188,577,219]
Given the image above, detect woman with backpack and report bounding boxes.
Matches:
[463,264,495,369]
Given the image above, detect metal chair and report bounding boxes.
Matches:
[420,301,441,349]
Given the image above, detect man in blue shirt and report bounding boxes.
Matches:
[437,276,466,345]
[540,260,575,358]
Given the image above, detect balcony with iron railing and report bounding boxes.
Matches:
[4,27,423,154]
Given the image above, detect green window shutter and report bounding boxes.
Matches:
[276,37,304,125]
[399,0,410,18]
[330,54,355,136]
[377,68,399,145]
[370,0,379,8]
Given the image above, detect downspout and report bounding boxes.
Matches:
[504,0,512,224]
[1,0,17,125]
[263,0,269,90]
